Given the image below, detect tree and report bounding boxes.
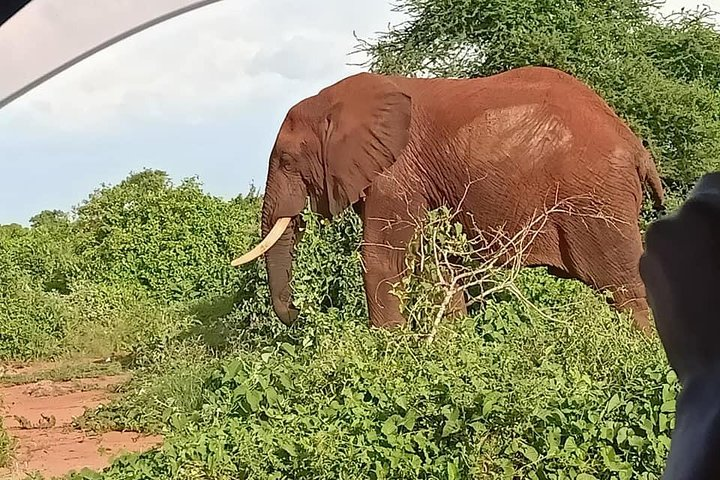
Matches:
[360,0,720,201]
[72,169,267,303]
[30,209,69,229]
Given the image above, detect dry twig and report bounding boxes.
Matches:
[387,189,620,343]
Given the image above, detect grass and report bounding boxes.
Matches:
[0,417,11,469]
[72,341,212,435]
[0,358,126,387]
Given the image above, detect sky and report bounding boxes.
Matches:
[0,0,716,225]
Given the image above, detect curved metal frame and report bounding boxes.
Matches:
[0,0,222,109]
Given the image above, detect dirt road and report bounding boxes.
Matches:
[0,362,162,479]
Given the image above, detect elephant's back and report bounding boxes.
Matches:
[408,67,645,176]
[404,67,635,141]
[403,67,648,226]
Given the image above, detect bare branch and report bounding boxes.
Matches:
[388,189,622,343]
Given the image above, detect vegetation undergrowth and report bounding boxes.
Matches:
[66,201,674,479]
[0,417,10,469]
[69,278,676,479]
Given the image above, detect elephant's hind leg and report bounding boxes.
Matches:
[559,221,651,332]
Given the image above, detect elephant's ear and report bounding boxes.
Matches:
[322,74,412,216]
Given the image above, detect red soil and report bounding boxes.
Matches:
[0,373,162,479]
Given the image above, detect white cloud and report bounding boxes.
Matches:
[0,0,405,132]
[0,0,719,226]
[1,0,718,134]
[247,35,345,81]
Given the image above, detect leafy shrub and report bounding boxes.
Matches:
[0,213,79,295]
[60,282,197,359]
[69,208,675,479]
[74,169,264,304]
[290,208,366,321]
[0,279,193,361]
[0,170,267,361]
[0,271,74,360]
[69,277,674,479]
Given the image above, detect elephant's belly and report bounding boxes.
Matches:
[452,199,564,271]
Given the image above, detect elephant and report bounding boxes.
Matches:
[232,65,664,331]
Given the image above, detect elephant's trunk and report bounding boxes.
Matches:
[261,209,300,326]
[230,198,302,325]
[232,146,308,325]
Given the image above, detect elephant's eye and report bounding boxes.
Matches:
[280,153,295,172]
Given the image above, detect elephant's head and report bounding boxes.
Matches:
[231,73,412,325]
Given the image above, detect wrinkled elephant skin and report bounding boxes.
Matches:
[240,66,664,331]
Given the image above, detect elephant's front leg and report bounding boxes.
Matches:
[360,187,427,329]
[361,221,468,329]
[361,226,412,329]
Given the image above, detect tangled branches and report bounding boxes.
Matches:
[393,190,622,343]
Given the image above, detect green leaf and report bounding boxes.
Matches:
[447,461,460,480]
[276,372,293,389]
[382,417,398,437]
[607,394,622,412]
[281,343,296,356]
[265,386,279,406]
[661,400,676,413]
[401,409,418,431]
[616,427,628,445]
[279,440,297,457]
[245,390,261,412]
[629,435,646,447]
[482,392,500,416]
[523,445,539,463]
[223,360,243,382]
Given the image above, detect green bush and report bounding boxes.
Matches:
[74,169,264,303]
[0,278,193,361]
[68,277,674,479]
[66,210,675,479]
[0,169,267,361]
[0,212,79,295]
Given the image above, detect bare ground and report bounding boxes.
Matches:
[0,362,162,479]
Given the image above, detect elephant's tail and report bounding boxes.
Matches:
[638,151,665,210]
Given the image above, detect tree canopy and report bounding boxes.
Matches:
[361,0,720,198]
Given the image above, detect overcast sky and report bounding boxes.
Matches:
[0,0,715,224]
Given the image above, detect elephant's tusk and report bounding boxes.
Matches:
[231,217,292,267]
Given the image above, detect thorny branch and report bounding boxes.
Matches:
[390,189,623,343]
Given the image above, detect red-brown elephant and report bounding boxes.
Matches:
[232,66,664,331]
